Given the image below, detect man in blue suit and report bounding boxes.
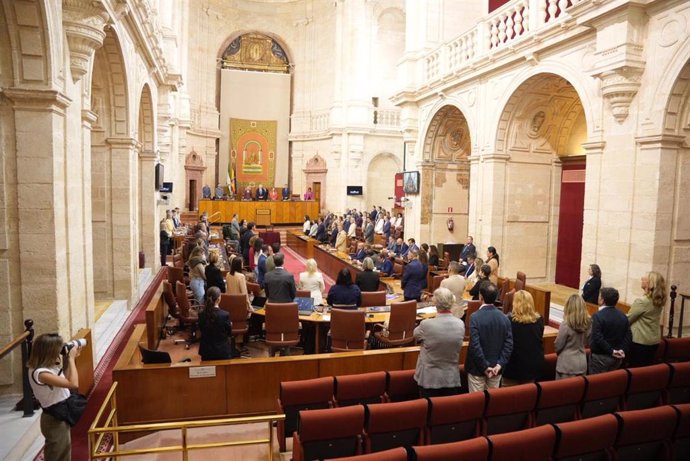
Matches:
[465,283,513,392]
[282,185,290,200]
[382,216,391,240]
[353,242,367,262]
[401,251,426,301]
[393,238,408,257]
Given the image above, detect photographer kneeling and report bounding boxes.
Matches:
[28,334,84,461]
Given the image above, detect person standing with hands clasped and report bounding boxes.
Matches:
[465,283,513,392]
[28,334,82,461]
[589,287,632,374]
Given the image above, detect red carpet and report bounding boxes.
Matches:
[282,246,334,290]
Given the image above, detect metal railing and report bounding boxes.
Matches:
[0,319,35,417]
[89,382,285,461]
[668,285,689,338]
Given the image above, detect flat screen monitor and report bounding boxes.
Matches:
[347,186,363,196]
[402,171,420,194]
[160,182,173,193]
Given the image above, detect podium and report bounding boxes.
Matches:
[256,209,271,227]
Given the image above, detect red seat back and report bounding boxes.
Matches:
[613,406,678,460]
[335,371,387,407]
[581,369,628,418]
[385,369,419,402]
[277,377,334,452]
[427,392,485,445]
[364,399,428,453]
[489,424,556,461]
[625,363,671,410]
[484,383,538,435]
[669,362,690,404]
[553,414,618,460]
[294,405,365,461]
[412,437,490,461]
[535,376,586,425]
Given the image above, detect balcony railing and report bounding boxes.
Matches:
[422,0,589,83]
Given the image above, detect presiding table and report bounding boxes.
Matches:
[199,199,319,225]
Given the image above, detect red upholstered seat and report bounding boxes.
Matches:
[613,406,678,461]
[538,352,558,382]
[325,447,407,461]
[335,371,387,407]
[426,392,485,445]
[581,369,628,419]
[412,437,490,461]
[673,403,690,461]
[553,413,618,460]
[385,369,419,402]
[624,363,671,410]
[483,383,538,435]
[668,362,690,404]
[535,376,586,425]
[276,377,334,452]
[363,399,428,453]
[664,337,690,362]
[292,405,365,461]
[489,424,557,461]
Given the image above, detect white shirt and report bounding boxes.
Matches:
[374,218,384,234]
[299,271,325,305]
[347,222,356,238]
[30,367,70,408]
[303,220,311,234]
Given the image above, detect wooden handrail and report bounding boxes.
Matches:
[0,330,30,361]
[208,211,222,223]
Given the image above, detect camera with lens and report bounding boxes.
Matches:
[62,339,87,354]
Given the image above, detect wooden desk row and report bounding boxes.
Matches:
[112,322,557,425]
[199,200,320,224]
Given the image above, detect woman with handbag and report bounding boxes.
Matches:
[28,333,82,461]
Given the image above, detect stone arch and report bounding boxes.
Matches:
[492,72,589,287]
[1,0,56,85]
[137,83,157,269]
[419,104,472,245]
[90,27,136,300]
[657,57,690,331]
[492,64,597,152]
[366,153,401,211]
[653,34,690,135]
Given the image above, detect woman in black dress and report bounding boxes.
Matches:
[428,245,440,267]
[327,268,362,307]
[582,263,602,304]
[198,287,232,361]
[205,251,226,293]
[356,257,380,292]
[502,290,544,386]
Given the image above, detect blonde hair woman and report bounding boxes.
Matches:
[554,294,591,380]
[502,290,544,386]
[299,258,325,305]
[627,271,667,367]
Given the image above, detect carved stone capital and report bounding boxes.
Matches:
[62,0,110,82]
[596,67,643,124]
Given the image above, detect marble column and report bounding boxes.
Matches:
[479,152,510,251]
[580,141,606,285]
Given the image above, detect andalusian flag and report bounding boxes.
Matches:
[228,156,237,195]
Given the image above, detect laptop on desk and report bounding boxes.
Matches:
[295,296,315,316]
[251,296,267,309]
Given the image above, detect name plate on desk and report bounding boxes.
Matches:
[189,366,216,379]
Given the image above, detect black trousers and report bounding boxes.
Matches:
[628,342,658,368]
[418,386,462,398]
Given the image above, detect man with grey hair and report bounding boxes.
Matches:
[440,261,467,318]
[413,287,466,397]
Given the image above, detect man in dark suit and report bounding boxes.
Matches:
[393,238,408,257]
[352,242,367,262]
[282,185,290,201]
[315,218,327,243]
[382,216,391,240]
[364,217,375,245]
[459,235,476,262]
[401,251,426,301]
[263,253,296,303]
[589,287,632,374]
[464,253,477,278]
[255,183,268,201]
[240,222,255,263]
[466,283,513,392]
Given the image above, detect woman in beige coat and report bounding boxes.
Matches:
[554,294,591,380]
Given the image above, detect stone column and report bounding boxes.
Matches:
[580,141,606,285]
[479,153,510,251]
[107,137,138,302]
[4,88,72,336]
[81,109,97,327]
[139,149,159,271]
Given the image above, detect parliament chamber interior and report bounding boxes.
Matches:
[1,0,690,460]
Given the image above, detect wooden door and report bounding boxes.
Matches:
[189,179,197,211]
[313,182,321,202]
[555,162,585,288]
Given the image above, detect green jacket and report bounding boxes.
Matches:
[627,295,662,345]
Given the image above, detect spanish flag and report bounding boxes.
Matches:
[228,157,236,195]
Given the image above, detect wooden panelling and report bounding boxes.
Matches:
[317,349,406,377]
[145,283,167,350]
[73,328,94,396]
[498,276,552,326]
[199,200,320,224]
